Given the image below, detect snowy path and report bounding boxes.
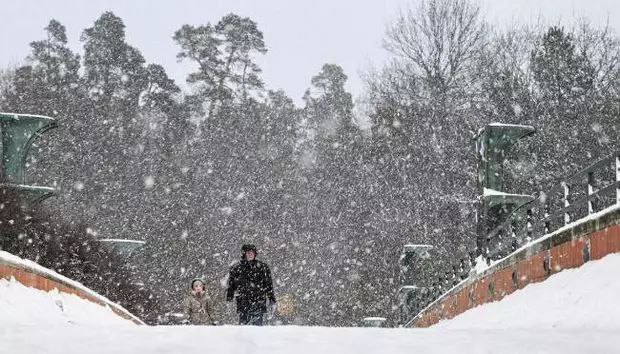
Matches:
[2,254,620,353]
[2,325,617,354]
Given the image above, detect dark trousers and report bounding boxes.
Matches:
[239,311,264,326]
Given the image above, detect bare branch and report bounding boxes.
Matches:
[384,0,488,93]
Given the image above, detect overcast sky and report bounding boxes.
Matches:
[1,0,619,103]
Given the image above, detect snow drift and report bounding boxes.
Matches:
[0,277,135,326]
[436,252,620,330]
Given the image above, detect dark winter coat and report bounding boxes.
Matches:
[226,259,276,314]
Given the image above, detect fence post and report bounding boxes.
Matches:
[544,194,551,234]
[431,282,439,299]
[437,276,444,297]
[510,218,519,251]
[485,234,491,265]
[562,181,571,225]
[444,270,452,289]
[468,250,478,276]
[616,152,620,204]
[587,171,595,215]
[459,258,468,280]
[526,208,533,242]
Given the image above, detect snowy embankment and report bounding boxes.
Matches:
[0,250,143,324]
[0,277,134,326]
[435,252,620,330]
[1,254,619,353]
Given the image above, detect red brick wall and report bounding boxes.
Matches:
[0,261,143,325]
[591,225,620,260]
[550,238,587,273]
[410,216,620,328]
[471,276,490,307]
[515,251,548,288]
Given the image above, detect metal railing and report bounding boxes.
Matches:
[401,150,620,325]
[484,149,620,262]
[400,250,476,320]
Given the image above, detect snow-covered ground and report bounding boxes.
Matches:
[1,254,619,354]
[2,325,617,354]
[436,252,620,331]
[0,278,134,326]
[0,250,142,324]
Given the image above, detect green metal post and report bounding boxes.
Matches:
[474,123,535,259]
[0,112,58,204]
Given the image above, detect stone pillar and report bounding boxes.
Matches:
[398,244,433,325]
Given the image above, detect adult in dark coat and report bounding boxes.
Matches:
[226,244,276,325]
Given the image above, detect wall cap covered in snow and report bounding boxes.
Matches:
[0,250,144,325]
[406,204,620,328]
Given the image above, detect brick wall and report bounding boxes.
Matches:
[0,257,144,325]
[408,206,620,328]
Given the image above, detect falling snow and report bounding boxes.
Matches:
[0,0,619,330]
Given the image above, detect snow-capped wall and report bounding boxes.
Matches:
[0,277,137,325]
[0,250,144,325]
[434,252,620,330]
[407,204,620,327]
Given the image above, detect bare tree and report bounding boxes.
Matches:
[574,19,620,97]
[384,0,488,98]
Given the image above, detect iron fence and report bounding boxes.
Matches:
[484,149,620,263]
[402,150,620,325]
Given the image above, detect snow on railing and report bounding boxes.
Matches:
[484,149,620,263]
[400,249,477,320]
[402,149,620,325]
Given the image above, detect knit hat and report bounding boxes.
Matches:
[241,244,258,258]
[190,278,205,290]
